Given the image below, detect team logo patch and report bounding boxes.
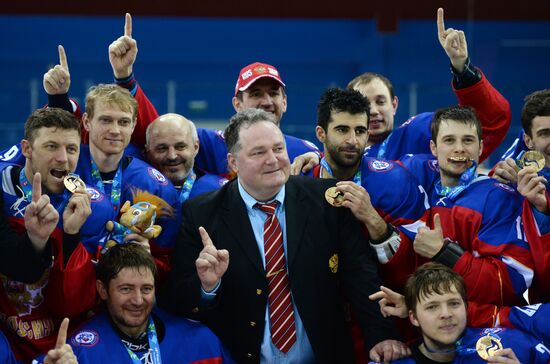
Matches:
[495,183,515,193]
[368,160,394,172]
[72,330,99,347]
[253,65,267,74]
[148,168,168,185]
[86,187,103,202]
[428,159,440,172]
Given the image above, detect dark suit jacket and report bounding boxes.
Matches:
[161,176,397,363]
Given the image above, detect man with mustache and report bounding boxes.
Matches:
[145,113,228,206]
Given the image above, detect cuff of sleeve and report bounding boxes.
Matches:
[432,238,464,267]
[114,73,137,96]
[369,224,401,264]
[47,93,73,112]
[451,58,481,89]
[62,232,81,265]
[201,280,221,301]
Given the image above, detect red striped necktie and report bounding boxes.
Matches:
[255,202,296,353]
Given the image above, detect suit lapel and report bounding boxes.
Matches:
[220,180,265,275]
[284,178,310,271]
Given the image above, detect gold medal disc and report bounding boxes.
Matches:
[63,174,86,193]
[475,334,503,360]
[325,187,344,207]
[518,150,545,172]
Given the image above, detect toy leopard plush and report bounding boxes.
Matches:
[105,190,174,248]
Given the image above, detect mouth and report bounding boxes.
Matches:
[439,323,457,333]
[50,168,68,179]
[448,156,473,167]
[369,119,384,129]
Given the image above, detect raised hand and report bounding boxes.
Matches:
[109,13,138,79]
[195,226,229,292]
[24,172,59,251]
[413,213,445,258]
[517,165,548,213]
[437,8,468,73]
[63,187,91,235]
[43,45,71,95]
[44,318,78,364]
[369,286,408,319]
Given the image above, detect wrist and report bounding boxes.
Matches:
[432,238,464,267]
[113,68,133,80]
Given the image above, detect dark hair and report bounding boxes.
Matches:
[430,105,482,143]
[96,244,157,288]
[24,108,81,144]
[224,108,277,154]
[317,88,370,130]
[347,72,395,100]
[521,89,550,137]
[404,262,467,315]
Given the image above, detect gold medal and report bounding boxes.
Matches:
[325,187,344,207]
[476,334,503,360]
[63,174,86,193]
[517,150,545,172]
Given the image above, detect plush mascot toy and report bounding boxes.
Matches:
[105,190,174,248]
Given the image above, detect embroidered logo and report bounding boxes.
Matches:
[368,160,394,172]
[329,254,338,273]
[72,330,99,347]
[86,187,103,202]
[148,168,168,186]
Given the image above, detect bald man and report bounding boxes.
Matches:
[145,113,228,205]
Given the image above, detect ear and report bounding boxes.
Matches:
[524,132,535,150]
[409,310,420,327]
[315,126,326,144]
[192,138,200,159]
[232,96,242,112]
[392,96,399,115]
[479,139,484,158]
[120,201,132,213]
[430,140,437,158]
[82,113,91,131]
[227,153,238,174]
[281,93,288,113]
[97,280,108,301]
[21,139,32,159]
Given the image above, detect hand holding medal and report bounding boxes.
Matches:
[62,173,92,235]
[63,173,86,193]
[516,151,549,213]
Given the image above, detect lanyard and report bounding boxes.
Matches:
[126,317,162,364]
[177,170,196,205]
[90,157,123,212]
[19,169,70,216]
[319,157,362,185]
[434,161,478,200]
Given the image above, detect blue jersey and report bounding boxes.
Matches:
[507,303,550,345]
[390,327,550,363]
[195,127,319,176]
[188,172,229,200]
[0,331,17,364]
[393,154,534,306]
[49,309,235,364]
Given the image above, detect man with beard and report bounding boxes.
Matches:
[145,113,228,205]
[67,243,233,363]
[372,106,534,309]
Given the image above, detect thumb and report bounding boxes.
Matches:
[433,213,442,233]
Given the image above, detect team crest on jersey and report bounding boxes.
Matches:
[495,183,515,193]
[148,168,168,186]
[86,187,103,202]
[428,159,440,172]
[72,330,99,347]
[368,160,394,172]
[481,328,504,336]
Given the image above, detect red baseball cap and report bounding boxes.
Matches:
[234,62,286,96]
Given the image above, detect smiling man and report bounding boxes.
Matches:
[69,243,233,363]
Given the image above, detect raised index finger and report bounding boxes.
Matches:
[198,226,214,248]
[32,172,42,203]
[56,318,69,349]
[58,45,69,71]
[124,13,132,38]
[437,8,445,37]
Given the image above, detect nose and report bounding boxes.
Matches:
[131,291,144,305]
[109,122,121,135]
[440,304,452,318]
[346,131,358,145]
[55,148,69,163]
[265,149,278,164]
[369,104,379,116]
[167,146,177,160]
[259,93,273,106]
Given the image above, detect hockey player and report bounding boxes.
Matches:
[369,263,550,364]
[66,243,233,363]
[0,108,114,362]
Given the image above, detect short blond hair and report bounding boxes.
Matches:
[85,84,138,121]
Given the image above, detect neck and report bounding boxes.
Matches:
[419,342,456,362]
[116,320,148,339]
[322,156,359,181]
[440,174,460,188]
[366,130,390,146]
[90,146,123,173]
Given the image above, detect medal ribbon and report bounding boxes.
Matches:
[126,317,162,364]
[376,131,393,160]
[177,170,196,204]
[90,157,122,211]
[19,169,70,216]
[320,157,362,185]
[434,161,478,200]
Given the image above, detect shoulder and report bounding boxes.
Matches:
[284,134,319,152]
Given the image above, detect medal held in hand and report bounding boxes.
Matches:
[516,150,545,172]
[325,187,344,207]
[64,173,86,193]
[475,334,503,360]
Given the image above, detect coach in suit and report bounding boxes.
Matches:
[161,108,406,363]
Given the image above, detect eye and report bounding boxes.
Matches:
[142,286,154,294]
[119,287,131,294]
[132,210,140,216]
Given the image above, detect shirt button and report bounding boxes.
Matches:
[250,321,256,327]
[246,353,253,358]
[256,289,262,295]
[191,307,199,313]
